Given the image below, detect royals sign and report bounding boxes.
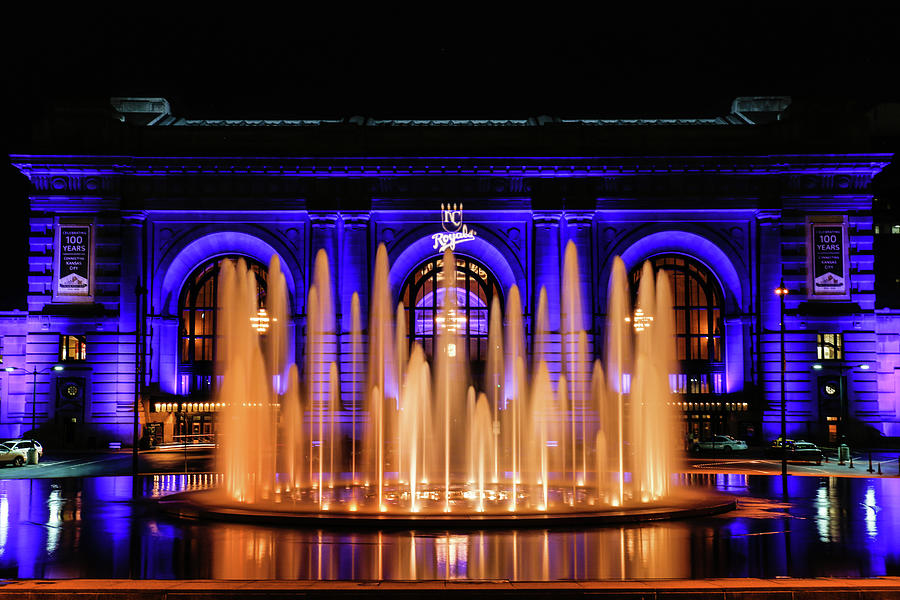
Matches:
[432,203,477,252]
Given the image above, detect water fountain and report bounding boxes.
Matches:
[161,242,734,524]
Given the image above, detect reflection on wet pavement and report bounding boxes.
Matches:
[0,474,897,580]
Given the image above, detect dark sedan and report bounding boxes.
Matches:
[765,439,823,464]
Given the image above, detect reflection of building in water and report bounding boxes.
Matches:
[2,475,898,580]
[816,478,842,543]
[436,534,468,579]
[3,96,898,450]
[206,521,688,581]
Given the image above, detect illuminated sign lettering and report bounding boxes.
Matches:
[806,217,850,299]
[54,223,94,302]
[432,203,477,252]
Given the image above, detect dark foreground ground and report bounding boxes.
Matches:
[2,577,900,599]
[1,447,899,592]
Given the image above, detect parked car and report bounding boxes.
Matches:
[0,444,27,467]
[691,435,749,453]
[3,439,43,459]
[764,439,823,465]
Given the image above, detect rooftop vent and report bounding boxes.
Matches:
[110,97,173,126]
[730,96,791,124]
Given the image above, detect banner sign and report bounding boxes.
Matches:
[54,224,93,301]
[432,203,477,252]
[807,219,849,298]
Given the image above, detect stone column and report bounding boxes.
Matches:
[562,211,594,331]
[119,211,146,440]
[339,212,370,413]
[757,209,784,440]
[562,211,594,409]
[309,213,340,410]
[340,213,371,330]
[533,211,562,382]
[309,212,340,320]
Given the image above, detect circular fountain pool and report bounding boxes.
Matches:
[159,486,736,527]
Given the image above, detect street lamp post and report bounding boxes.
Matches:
[5,365,64,434]
[774,281,789,480]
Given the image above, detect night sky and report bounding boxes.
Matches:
[3,7,898,309]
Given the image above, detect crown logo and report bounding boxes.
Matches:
[441,203,464,232]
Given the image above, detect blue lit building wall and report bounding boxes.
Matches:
[3,153,897,446]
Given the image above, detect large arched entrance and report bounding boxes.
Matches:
[166,255,272,440]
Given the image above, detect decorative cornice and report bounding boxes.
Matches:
[157,116,748,128]
[12,154,892,180]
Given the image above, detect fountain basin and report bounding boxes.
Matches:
[158,488,736,528]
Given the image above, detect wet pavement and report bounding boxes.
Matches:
[0,448,215,479]
[0,471,898,580]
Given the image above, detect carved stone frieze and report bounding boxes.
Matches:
[30,174,119,195]
[786,173,873,194]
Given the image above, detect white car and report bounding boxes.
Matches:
[3,439,43,459]
[0,444,28,467]
[691,435,749,453]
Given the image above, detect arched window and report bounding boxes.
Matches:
[400,256,502,370]
[178,256,268,395]
[630,255,724,395]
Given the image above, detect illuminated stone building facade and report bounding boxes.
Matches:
[2,97,896,448]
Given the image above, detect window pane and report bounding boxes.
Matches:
[401,256,500,364]
[674,273,685,305]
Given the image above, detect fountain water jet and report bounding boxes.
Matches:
[163,242,735,524]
